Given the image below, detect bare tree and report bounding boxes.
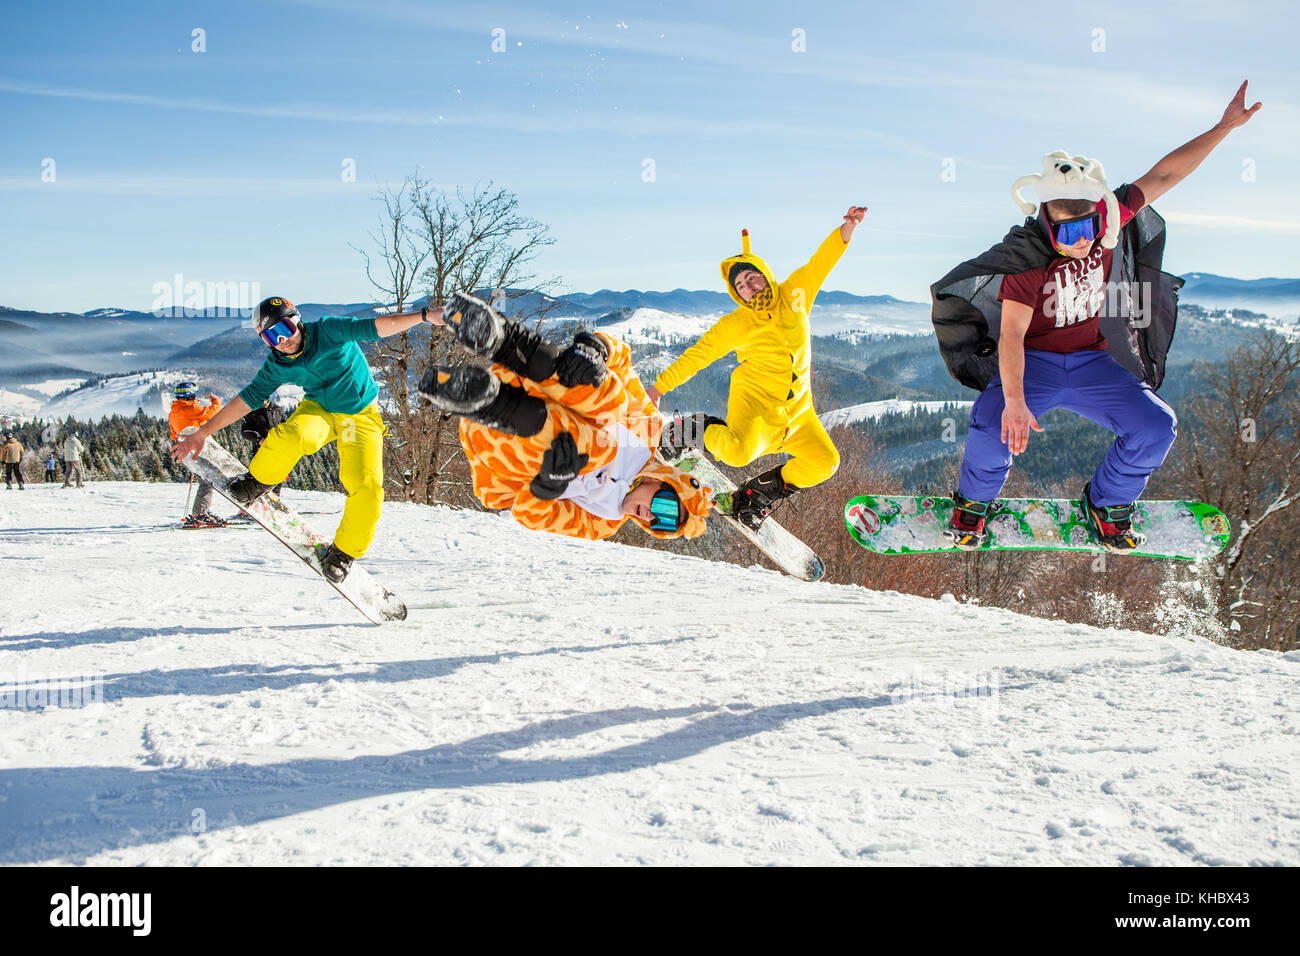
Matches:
[351,176,429,502]
[355,174,558,505]
[1155,331,1300,647]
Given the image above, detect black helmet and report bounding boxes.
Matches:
[255,296,299,332]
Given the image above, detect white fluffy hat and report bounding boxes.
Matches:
[1011,151,1121,249]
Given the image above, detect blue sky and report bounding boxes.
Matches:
[1,0,1296,312]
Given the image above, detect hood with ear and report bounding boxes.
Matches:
[1012,151,1121,250]
[719,229,781,311]
[626,457,713,540]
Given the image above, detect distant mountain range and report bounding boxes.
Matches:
[3,272,1296,405]
[5,272,1296,325]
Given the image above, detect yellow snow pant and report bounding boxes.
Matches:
[249,400,386,558]
[702,380,839,488]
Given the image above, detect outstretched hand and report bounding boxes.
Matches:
[1219,80,1262,131]
[646,385,663,408]
[841,205,868,241]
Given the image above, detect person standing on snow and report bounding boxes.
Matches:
[44,452,57,483]
[61,433,85,488]
[418,293,712,541]
[171,296,435,583]
[931,82,1261,552]
[2,434,24,490]
[169,382,226,526]
[648,206,867,530]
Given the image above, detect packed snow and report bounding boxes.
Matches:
[0,482,1296,866]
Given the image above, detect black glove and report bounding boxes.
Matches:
[555,331,609,388]
[529,431,588,500]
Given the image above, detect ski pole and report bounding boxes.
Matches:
[183,474,193,520]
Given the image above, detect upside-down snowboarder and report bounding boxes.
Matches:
[416,293,712,541]
[931,81,1261,553]
[648,206,867,530]
[172,296,436,581]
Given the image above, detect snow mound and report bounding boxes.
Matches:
[820,398,974,429]
[0,482,1295,865]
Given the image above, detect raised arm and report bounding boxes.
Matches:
[1133,80,1261,204]
[647,308,754,406]
[783,206,866,307]
[375,304,443,338]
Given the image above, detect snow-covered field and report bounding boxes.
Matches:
[40,371,187,421]
[821,398,975,429]
[1,482,1296,866]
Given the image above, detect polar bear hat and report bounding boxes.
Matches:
[1012,151,1121,250]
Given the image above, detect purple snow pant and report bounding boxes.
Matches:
[958,349,1178,507]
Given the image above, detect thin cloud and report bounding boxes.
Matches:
[1163,211,1300,233]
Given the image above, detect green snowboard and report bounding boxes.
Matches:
[844,494,1230,561]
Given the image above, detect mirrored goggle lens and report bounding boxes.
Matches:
[260,318,298,346]
[649,488,681,531]
[1053,214,1099,246]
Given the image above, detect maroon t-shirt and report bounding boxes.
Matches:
[998,184,1146,353]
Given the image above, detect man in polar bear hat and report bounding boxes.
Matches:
[930,81,1261,552]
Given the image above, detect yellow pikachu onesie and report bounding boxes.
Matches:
[652,227,847,488]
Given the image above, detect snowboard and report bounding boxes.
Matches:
[670,451,824,581]
[178,429,407,623]
[844,494,1231,561]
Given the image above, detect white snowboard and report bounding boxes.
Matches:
[178,429,407,624]
[670,451,824,581]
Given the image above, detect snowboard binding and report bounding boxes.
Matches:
[730,465,797,532]
[943,492,991,550]
[658,412,726,462]
[318,542,355,584]
[1081,482,1146,553]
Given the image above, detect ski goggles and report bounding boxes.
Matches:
[648,485,683,532]
[1049,210,1101,247]
[259,318,299,347]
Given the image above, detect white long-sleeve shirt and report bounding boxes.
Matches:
[557,422,651,521]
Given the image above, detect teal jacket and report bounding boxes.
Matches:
[239,316,381,414]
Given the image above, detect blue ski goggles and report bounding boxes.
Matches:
[648,485,683,532]
[259,318,299,347]
[1050,211,1101,247]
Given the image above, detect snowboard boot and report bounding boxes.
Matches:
[318,542,354,584]
[943,491,991,550]
[730,465,798,532]
[658,412,726,462]
[418,364,547,437]
[227,473,275,507]
[444,291,559,382]
[1082,482,1146,553]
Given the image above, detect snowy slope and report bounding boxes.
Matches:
[820,398,974,429]
[40,371,188,421]
[0,483,1296,866]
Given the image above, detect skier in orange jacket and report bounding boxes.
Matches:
[168,381,224,526]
